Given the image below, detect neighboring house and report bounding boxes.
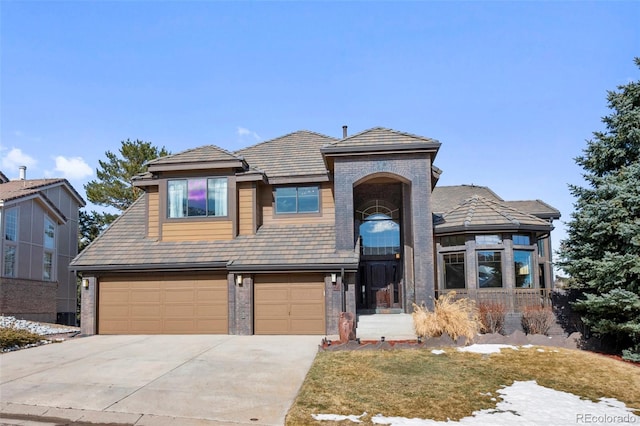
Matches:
[71,127,560,336]
[0,167,85,325]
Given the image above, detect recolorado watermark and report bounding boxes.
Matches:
[576,413,638,424]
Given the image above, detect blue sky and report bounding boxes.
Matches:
[1,1,638,267]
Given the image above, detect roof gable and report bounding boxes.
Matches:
[146,145,244,172]
[235,130,337,180]
[323,127,441,151]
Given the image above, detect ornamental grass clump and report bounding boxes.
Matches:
[521,305,555,335]
[412,291,480,343]
[478,301,507,334]
[0,327,42,350]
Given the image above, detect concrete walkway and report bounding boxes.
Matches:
[0,335,320,425]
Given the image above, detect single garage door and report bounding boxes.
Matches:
[254,274,326,335]
[98,273,228,334]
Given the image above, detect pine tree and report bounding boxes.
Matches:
[85,139,170,211]
[558,58,640,361]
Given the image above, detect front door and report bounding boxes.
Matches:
[360,260,400,310]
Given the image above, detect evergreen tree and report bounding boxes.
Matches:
[85,139,170,211]
[558,58,640,361]
[78,210,118,252]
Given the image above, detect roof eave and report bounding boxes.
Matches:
[321,142,441,156]
[434,223,553,234]
[267,174,330,184]
[227,262,359,273]
[71,261,230,274]
[147,159,245,173]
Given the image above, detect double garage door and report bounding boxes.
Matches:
[254,274,326,335]
[98,273,326,335]
[98,274,228,334]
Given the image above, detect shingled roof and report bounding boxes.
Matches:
[504,200,561,220]
[70,193,359,272]
[323,127,441,152]
[435,195,552,234]
[146,145,244,172]
[235,130,337,179]
[431,185,503,214]
[0,178,85,221]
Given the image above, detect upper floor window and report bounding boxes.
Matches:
[4,208,18,241]
[275,186,319,214]
[167,178,228,218]
[44,217,56,249]
[513,234,531,245]
[475,234,502,245]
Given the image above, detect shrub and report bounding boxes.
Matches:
[412,291,480,343]
[478,301,506,334]
[521,306,555,335]
[0,327,43,349]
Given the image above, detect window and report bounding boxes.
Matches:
[537,239,545,256]
[275,186,319,214]
[43,217,56,281]
[3,208,18,277]
[477,251,502,288]
[5,208,17,241]
[44,217,55,249]
[475,234,502,245]
[43,252,53,281]
[443,252,466,289]
[359,213,400,255]
[167,178,228,218]
[4,246,16,277]
[513,234,531,245]
[514,250,533,288]
[440,235,466,247]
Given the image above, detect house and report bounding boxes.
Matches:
[0,167,86,325]
[71,127,560,336]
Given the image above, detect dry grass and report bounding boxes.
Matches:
[478,301,506,334]
[521,306,555,335]
[286,347,640,425]
[412,292,480,342]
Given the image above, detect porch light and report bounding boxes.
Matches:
[330,273,337,284]
[236,275,243,286]
[82,279,89,289]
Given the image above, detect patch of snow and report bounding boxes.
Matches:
[522,344,534,348]
[312,381,639,425]
[457,344,518,354]
[312,412,365,423]
[431,349,446,355]
[537,349,545,352]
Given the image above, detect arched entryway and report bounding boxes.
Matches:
[354,178,406,312]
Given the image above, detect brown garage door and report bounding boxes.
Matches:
[254,274,326,335]
[98,273,228,334]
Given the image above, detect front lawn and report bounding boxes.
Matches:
[286,346,640,425]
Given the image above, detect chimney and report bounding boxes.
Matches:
[19,166,26,180]
[342,125,348,138]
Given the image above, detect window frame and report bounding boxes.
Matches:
[166,177,229,219]
[512,234,531,246]
[3,207,18,277]
[43,216,56,281]
[477,250,503,288]
[514,250,534,288]
[475,234,503,245]
[443,252,466,289]
[274,185,321,215]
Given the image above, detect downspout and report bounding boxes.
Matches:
[341,267,346,312]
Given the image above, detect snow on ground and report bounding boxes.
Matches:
[431,349,446,355]
[0,316,78,335]
[456,344,518,354]
[313,381,639,426]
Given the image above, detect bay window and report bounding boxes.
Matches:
[477,250,502,288]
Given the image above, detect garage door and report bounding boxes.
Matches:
[254,274,326,335]
[98,273,228,334]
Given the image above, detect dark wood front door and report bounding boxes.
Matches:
[360,260,400,310]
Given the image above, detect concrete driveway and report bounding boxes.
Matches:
[0,334,320,425]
